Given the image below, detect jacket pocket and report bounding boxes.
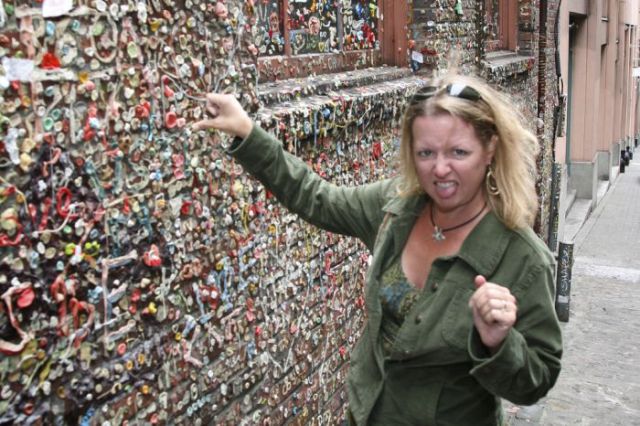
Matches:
[372,364,443,426]
[441,288,474,350]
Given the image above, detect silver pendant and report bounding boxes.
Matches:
[432,226,446,241]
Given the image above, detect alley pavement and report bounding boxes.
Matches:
[506,153,640,425]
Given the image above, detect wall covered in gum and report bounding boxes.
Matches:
[0,0,409,424]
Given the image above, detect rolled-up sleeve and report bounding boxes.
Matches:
[468,263,563,405]
[228,125,392,249]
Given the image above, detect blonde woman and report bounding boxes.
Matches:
[194,73,562,425]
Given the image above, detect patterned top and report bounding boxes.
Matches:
[379,258,421,355]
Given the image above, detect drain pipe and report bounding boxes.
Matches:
[555,241,573,322]
[548,1,575,323]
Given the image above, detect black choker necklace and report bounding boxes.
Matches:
[430,202,487,242]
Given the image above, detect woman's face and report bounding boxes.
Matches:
[411,113,495,215]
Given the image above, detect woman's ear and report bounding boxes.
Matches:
[485,135,498,165]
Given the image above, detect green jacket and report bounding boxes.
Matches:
[229,126,562,426]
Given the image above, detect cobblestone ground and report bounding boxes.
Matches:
[505,153,640,426]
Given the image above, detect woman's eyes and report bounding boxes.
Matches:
[415,149,469,158]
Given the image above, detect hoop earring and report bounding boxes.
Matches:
[485,166,500,196]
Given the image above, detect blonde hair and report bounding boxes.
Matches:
[398,73,540,230]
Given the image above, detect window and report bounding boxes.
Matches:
[484,0,517,52]
[255,0,379,57]
[255,1,286,56]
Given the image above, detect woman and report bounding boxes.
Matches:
[193,73,562,425]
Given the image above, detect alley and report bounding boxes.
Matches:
[510,155,640,425]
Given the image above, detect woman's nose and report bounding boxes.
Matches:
[433,157,451,176]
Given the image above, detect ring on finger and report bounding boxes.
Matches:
[502,301,508,312]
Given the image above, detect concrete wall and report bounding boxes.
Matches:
[612,141,621,166]
[596,150,611,180]
[570,161,598,202]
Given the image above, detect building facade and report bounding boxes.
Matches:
[553,0,640,245]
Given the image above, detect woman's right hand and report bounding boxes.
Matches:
[192,93,253,139]
[468,275,518,353]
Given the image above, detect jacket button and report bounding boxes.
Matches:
[415,315,422,324]
[431,282,439,291]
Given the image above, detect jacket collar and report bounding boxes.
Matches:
[381,192,426,259]
[381,193,512,277]
[381,189,425,217]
